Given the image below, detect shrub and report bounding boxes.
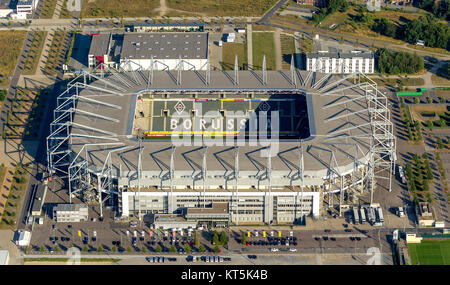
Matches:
[199,245,205,253]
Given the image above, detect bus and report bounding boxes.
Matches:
[353,207,360,224]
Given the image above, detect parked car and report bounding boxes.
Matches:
[270,248,279,252]
[289,248,297,252]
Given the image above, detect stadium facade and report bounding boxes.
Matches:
[47,58,395,226]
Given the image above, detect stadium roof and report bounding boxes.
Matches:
[67,70,372,174]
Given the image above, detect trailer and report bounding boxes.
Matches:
[352,207,360,224]
[377,207,384,223]
[359,207,366,224]
[368,207,376,225]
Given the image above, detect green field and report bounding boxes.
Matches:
[408,239,450,265]
[222,43,247,70]
[252,32,275,70]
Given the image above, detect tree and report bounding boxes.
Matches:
[212,231,219,245]
[241,233,247,245]
[40,246,45,252]
[97,246,103,252]
[141,246,147,253]
[156,245,162,253]
[194,231,199,247]
[126,246,132,252]
[426,120,434,131]
[112,246,117,252]
[169,245,176,253]
[199,245,206,253]
[437,137,444,149]
[82,246,88,252]
[184,244,192,254]
[219,231,228,245]
[213,246,220,254]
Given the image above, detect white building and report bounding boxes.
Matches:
[120,33,208,71]
[306,50,375,74]
[16,230,31,246]
[14,0,38,19]
[53,204,89,222]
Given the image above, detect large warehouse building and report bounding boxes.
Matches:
[87,32,208,71]
[47,62,395,226]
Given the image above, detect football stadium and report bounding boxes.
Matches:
[47,60,395,226]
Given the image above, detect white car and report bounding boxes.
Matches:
[398,207,405,217]
[270,248,279,252]
[289,248,297,252]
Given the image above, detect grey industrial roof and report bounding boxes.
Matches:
[88,34,110,56]
[121,33,208,60]
[307,51,374,59]
[31,184,47,214]
[67,70,372,174]
[53,204,87,212]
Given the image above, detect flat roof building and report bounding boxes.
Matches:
[120,33,208,71]
[306,50,375,74]
[53,204,88,222]
[86,32,208,71]
[31,184,47,216]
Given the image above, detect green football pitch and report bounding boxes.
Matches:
[408,240,450,265]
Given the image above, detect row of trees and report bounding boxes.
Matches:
[406,153,434,204]
[403,15,449,50]
[418,0,450,20]
[375,48,424,75]
[312,0,349,24]
[353,5,450,51]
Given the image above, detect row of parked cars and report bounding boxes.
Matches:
[246,237,298,247]
[146,256,177,263]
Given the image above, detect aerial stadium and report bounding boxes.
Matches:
[47,57,395,226]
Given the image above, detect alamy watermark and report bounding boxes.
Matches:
[165,101,280,156]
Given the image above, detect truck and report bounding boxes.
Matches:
[352,207,360,224]
[359,207,366,224]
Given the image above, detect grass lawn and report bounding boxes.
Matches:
[408,239,450,265]
[431,63,450,86]
[222,43,247,70]
[280,34,295,70]
[0,31,27,86]
[167,0,277,17]
[252,32,275,70]
[252,24,276,31]
[40,0,58,19]
[23,32,47,75]
[364,77,425,87]
[81,0,158,18]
